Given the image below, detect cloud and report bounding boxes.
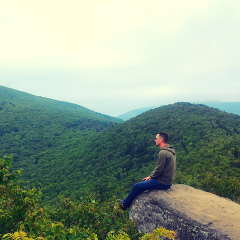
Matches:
[0,1,144,69]
[0,0,239,116]
[0,0,224,69]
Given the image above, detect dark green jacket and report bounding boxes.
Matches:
[150,144,176,185]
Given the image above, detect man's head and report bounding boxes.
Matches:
[155,132,168,148]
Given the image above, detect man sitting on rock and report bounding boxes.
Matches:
[118,131,176,210]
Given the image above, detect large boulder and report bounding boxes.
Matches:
[129,184,240,240]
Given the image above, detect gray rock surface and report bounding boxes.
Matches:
[129,184,240,240]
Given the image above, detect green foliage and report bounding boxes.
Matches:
[1,156,176,240]
[174,133,240,202]
[2,227,177,240]
[0,156,142,240]
[0,86,122,203]
[55,102,240,203]
[140,227,176,240]
[0,85,121,165]
[0,156,43,235]
[48,197,142,240]
[1,87,240,206]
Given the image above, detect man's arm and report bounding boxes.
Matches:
[141,152,167,181]
[149,151,166,179]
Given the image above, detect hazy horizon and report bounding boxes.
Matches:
[1,0,239,116]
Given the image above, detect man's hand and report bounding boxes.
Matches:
[142,176,151,181]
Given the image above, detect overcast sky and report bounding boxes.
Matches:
[0,0,239,116]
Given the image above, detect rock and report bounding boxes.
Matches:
[129,184,240,240]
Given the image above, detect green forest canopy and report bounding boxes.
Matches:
[0,85,121,163]
[0,86,240,205]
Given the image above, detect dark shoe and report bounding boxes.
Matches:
[117,199,127,210]
[110,203,115,209]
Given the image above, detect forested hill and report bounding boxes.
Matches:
[1,87,240,205]
[14,102,240,204]
[0,86,122,164]
[69,102,240,202]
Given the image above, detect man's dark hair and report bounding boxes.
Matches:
[158,132,169,143]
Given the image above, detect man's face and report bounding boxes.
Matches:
[155,134,162,146]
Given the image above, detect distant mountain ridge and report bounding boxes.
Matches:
[118,102,240,120]
[200,101,240,115]
[117,106,157,121]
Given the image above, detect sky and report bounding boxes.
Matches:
[0,0,240,117]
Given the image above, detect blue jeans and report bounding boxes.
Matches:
[123,179,171,209]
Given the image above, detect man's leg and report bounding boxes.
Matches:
[122,179,171,209]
